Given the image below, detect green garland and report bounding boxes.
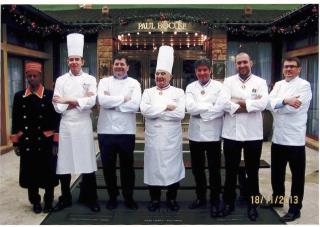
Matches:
[2,4,318,38]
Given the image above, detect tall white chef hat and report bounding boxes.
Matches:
[156,46,174,75]
[67,33,84,57]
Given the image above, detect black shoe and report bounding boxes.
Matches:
[148,200,160,212]
[210,204,221,218]
[53,200,72,212]
[280,211,301,222]
[260,198,284,208]
[125,199,138,210]
[167,200,180,211]
[43,203,53,213]
[188,199,207,209]
[33,203,42,214]
[222,204,234,217]
[88,201,101,212]
[106,199,118,210]
[247,206,258,221]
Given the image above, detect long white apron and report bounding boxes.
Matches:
[54,73,97,174]
[141,86,185,186]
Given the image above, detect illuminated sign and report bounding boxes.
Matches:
[115,20,207,34]
[138,21,187,31]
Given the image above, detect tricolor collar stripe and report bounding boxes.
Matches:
[238,74,252,83]
[198,79,211,87]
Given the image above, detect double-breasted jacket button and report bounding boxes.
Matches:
[26,148,30,151]
[23,115,27,119]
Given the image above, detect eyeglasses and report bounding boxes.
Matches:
[283,65,298,69]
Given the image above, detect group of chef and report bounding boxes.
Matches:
[11,32,311,223]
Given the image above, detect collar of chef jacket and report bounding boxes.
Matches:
[113,75,128,80]
[68,70,84,77]
[284,75,300,84]
[23,84,44,99]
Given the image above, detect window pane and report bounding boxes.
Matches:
[127,59,142,85]
[182,60,197,91]
[59,42,97,77]
[227,41,272,89]
[307,55,318,138]
[149,60,157,88]
[8,56,23,130]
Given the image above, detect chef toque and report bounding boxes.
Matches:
[67,33,84,57]
[156,45,174,75]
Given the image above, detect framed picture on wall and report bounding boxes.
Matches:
[212,60,226,80]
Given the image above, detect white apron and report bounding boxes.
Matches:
[140,86,185,186]
[53,72,97,174]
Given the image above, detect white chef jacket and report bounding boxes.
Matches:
[140,85,185,186]
[267,76,312,146]
[97,76,141,134]
[186,79,226,141]
[53,71,97,174]
[222,74,269,141]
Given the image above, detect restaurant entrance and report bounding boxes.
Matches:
[118,50,206,91]
[114,20,209,133]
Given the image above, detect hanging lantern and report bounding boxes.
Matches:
[102,5,109,15]
[244,5,253,17]
[10,5,16,12]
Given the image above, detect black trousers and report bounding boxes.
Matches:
[189,140,221,203]
[271,143,305,212]
[148,182,180,201]
[98,134,135,201]
[59,172,98,204]
[222,139,262,207]
[28,186,54,205]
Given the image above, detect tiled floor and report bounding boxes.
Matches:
[0,141,318,225]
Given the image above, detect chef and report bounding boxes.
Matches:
[186,58,227,217]
[52,33,100,212]
[221,52,268,221]
[97,54,141,210]
[140,46,185,212]
[266,56,312,222]
[11,61,59,214]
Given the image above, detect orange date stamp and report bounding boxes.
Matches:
[250,195,299,205]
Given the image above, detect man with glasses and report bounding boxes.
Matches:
[11,62,59,213]
[266,57,312,222]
